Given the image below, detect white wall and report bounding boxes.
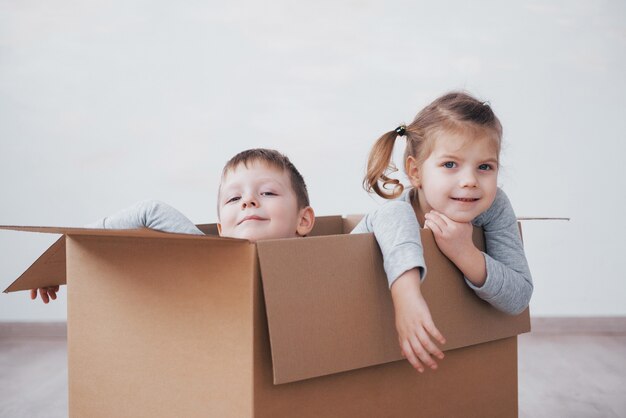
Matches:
[1,0,625,321]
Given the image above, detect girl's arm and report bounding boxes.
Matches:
[352,200,444,372]
[352,200,426,287]
[425,189,533,315]
[465,189,533,315]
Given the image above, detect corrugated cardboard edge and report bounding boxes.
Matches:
[0,225,244,293]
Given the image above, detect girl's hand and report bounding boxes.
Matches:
[390,269,446,373]
[29,286,60,304]
[424,210,487,286]
[424,211,475,261]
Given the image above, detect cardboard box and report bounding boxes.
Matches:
[2,216,530,417]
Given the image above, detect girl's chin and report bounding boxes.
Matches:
[438,211,476,224]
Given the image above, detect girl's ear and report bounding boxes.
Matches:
[406,156,421,188]
[216,223,223,236]
[296,207,315,237]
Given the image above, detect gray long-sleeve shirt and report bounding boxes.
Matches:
[352,188,533,315]
[85,200,205,235]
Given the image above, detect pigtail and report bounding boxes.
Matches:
[363,129,405,199]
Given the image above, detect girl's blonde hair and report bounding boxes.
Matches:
[364,91,503,199]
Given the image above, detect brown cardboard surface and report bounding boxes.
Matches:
[66,235,255,418]
[2,215,529,417]
[252,265,519,418]
[3,236,67,292]
[257,228,529,384]
[1,226,242,293]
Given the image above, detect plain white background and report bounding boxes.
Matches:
[1,0,624,321]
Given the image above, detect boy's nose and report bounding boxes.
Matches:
[241,196,259,209]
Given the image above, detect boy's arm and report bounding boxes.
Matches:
[85,200,205,235]
[351,201,426,287]
[30,200,204,303]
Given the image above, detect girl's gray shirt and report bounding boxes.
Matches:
[351,188,533,315]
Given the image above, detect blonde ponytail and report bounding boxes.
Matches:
[363,130,405,199]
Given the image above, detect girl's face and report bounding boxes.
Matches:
[409,131,499,223]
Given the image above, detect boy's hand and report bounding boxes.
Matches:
[391,269,446,373]
[30,286,60,304]
[423,211,475,261]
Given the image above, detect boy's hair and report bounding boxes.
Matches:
[364,91,503,199]
[221,148,310,209]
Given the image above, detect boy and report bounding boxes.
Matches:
[31,148,315,303]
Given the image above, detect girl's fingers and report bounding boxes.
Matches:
[409,334,436,370]
[49,289,57,300]
[401,340,424,373]
[424,321,447,346]
[416,327,444,361]
[30,289,37,300]
[427,211,449,228]
[424,219,442,235]
[431,211,451,225]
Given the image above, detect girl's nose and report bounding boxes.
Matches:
[459,171,478,188]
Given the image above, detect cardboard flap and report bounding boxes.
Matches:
[306,215,344,237]
[4,236,67,293]
[0,225,240,241]
[257,230,530,384]
[1,225,244,293]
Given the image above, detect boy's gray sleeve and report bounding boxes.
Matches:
[466,190,533,315]
[85,200,205,235]
[351,201,426,287]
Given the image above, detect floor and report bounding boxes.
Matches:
[0,329,625,417]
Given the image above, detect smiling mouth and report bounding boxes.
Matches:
[238,216,268,225]
[451,197,480,202]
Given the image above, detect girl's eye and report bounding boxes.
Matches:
[226,196,240,204]
[261,191,277,196]
[443,161,456,168]
[478,164,493,171]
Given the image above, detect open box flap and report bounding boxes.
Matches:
[1,225,244,293]
[257,228,530,385]
[0,216,346,294]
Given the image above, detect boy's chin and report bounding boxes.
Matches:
[236,230,280,242]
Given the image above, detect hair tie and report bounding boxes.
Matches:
[395,125,406,136]
[482,101,491,107]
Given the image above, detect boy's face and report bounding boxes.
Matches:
[217,161,314,242]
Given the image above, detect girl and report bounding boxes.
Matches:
[352,92,533,374]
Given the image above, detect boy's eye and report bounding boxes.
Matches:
[443,161,456,168]
[226,196,241,204]
[478,164,493,171]
[261,191,277,196]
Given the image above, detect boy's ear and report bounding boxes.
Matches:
[216,223,222,236]
[406,156,421,188]
[296,206,315,237]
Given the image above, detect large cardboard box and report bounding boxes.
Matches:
[2,216,530,417]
